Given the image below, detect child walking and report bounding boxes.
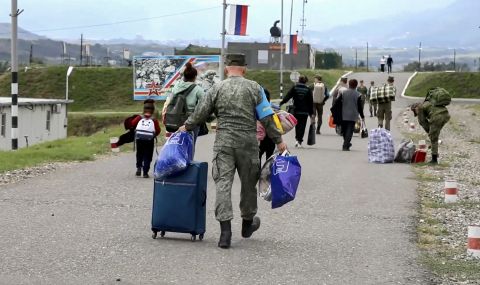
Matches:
[131,99,161,178]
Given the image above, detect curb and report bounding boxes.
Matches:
[401,72,480,103]
[329,71,353,96]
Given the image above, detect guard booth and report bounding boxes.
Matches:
[0,97,72,150]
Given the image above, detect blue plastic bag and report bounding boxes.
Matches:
[154,132,194,179]
[270,153,301,209]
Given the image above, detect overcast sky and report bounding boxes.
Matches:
[0,0,456,42]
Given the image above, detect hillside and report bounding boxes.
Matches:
[0,67,345,111]
[405,72,480,99]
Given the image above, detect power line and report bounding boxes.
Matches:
[0,6,220,35]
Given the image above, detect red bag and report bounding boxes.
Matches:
[411,150,427,163]
[328,115,336,128]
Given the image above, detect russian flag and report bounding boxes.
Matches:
[228,5,248,36]
[285,34,298,55]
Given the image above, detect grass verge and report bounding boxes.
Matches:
[405,72,480,99]
[0,126,124,173]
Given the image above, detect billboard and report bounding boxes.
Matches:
[133,55,220,101]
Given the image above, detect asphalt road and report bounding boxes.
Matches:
[0,72,432,285]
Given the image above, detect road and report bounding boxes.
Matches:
[0,72,432,285]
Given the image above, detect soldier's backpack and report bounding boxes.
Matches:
[164,84,197,132]
[427,87,451,107]
[135,116,156,141]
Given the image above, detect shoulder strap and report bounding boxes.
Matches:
[177,84,197,97]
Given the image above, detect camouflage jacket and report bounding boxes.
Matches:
[417,101,450,129]
[185,76,282,150]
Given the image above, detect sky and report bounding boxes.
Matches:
[0,0,457,42]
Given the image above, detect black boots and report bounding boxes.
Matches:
[218,217,261,248]
[218,220,232,249]
[135,168,141,176]
[242,217,261,238]
[430,154,438,165]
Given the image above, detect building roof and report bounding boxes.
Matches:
[0,97,73,107]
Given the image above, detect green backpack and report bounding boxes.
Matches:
[426,87,451,107]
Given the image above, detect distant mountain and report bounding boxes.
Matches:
[0,23,46,41]
[305,0,480,48]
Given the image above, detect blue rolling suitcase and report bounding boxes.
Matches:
[151,162,208,241]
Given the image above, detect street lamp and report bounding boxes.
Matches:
[66,66,74,101]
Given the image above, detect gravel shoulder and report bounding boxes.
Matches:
[397,103,480,284]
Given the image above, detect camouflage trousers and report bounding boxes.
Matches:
[212,147,261,222]
[419,115,451,156]
[377,102,392,130]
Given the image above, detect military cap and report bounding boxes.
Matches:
[225,53,247,66]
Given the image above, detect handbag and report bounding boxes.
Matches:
[361,120,368,138]
[307,123,316,146]
[328,115,336,128]
[270,151,302,209]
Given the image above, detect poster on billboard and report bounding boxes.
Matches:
[133,55,220,101]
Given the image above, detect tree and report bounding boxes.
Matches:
[0,61,9,73]
[315,51,343,69]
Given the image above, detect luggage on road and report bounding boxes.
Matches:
[368,128,395,163]
[154,131,194,179]
[411,150,427,163]
[394,139,416,163]
[271,152,301,209]
[151,162,208,241]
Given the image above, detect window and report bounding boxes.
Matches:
[258,50,269,64]
[1,113,6,137]
[46,110,51,131]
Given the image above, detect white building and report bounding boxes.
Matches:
[0,97,72,150]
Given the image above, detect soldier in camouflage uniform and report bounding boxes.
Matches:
[180,54,287,249]
[411,88,451,164]
[377,76,396,131]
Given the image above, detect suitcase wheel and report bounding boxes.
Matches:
[152,231,157,239]
[191,235,196,242]
[160,231,165,238]
[199,234,204,241]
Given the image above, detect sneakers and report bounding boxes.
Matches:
[242,217,261,238]
[135,168,141,177]
[295,141,302,148]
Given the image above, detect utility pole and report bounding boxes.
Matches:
[366,42,369,72]
[80,34,83,66]
[355,48,358,70]
[219,0,227,80]
[29,44,33,65]
[300,0,307,43]
[418,42,422,71]
[10,0,22,150]
[289,0,294,70]
[280,0,284,99]
[453,48,456,71]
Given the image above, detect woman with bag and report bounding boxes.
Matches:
[280,75,314,148]
[166,62,206,145]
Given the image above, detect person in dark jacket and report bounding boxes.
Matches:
[280,75,314,147]
[334,79,365,151]
[259,88,276,163]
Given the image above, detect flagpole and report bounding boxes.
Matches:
[220,0,227,81]
[280,0,284,99]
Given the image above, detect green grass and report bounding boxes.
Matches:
[0,66,346,111]
[0,126,125,173]
[0,66,143,112]
[67,113,127,136]
[405,72,480,99]
[245,69,346,99]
